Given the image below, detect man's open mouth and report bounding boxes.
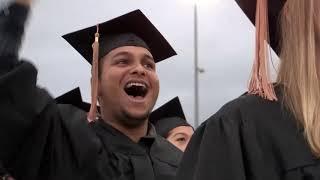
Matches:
[124,81,148,98]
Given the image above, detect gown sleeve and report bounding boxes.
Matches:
[0,3,101,180]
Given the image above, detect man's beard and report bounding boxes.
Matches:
[116,109,150,128]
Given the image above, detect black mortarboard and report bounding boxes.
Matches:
[149,97,192,138]
[235,0,286,53]
[62,9,177,64]
[55,87,91,112]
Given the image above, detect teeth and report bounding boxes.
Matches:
[126,82,146,88]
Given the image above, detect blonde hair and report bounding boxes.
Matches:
[277,0,320,157]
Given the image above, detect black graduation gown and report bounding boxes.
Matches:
[176,87,320,180]
[0,3,182,180]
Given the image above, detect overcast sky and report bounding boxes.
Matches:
[19,0,279,127]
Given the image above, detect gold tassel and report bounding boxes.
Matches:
[248,0,278,101]
[88,25,100,122]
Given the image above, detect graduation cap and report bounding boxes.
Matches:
[62,9,176,64]
[234,0,287,101]
[149,97,192,138]
[55,87,91,112]
[235,0,286,53]
[62,9,177,121]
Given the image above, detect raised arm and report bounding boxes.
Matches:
[0,0,31,75]
[15,0,32,7]
[0,2,105,179]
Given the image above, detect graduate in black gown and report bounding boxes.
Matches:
[150,97,194,152]
[0,1,183,179]
[176,0,320,179]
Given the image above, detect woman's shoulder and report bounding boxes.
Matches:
[203,90,287,135]
[211,92,278,119]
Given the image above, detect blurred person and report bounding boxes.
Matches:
[150,97,194,152]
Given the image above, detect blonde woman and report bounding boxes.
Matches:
[176,0,320,179]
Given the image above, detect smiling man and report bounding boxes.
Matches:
[93,45,159,142]
[0,0,182,180]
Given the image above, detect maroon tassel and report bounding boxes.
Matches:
[248,0,277,101]
[87,25,100,122]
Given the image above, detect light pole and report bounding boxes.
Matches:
[181,0,216,127]
[193,1,200,128]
